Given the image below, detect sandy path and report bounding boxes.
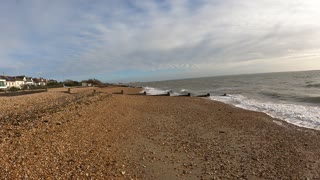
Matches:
[0,87,320,179]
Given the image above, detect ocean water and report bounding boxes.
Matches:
[131,70,320,130]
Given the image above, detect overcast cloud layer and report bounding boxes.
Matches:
[1,0,320,82]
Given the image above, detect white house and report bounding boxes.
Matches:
[3,76,17,88]
[40,79,47,86]
[15,76,26,87]
[33,78,47,86]
[81,81,92,87]
[0,75,25,89]
[0,75,49,89]
[0,78,7,89]
[25,77,34,86]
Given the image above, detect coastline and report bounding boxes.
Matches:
[0,87,319,178]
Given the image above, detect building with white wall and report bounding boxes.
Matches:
[15,76,26,87]
[0,78,7,89]
[0,75,48,89]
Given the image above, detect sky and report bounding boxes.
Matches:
[1,0,320,82]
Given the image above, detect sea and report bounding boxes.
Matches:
[130,70,320,130]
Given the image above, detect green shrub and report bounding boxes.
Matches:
[47,81,63,88]
[87,79,103,86]
[63,80,81,87]
[9,87,20,92]
[22,84,47,90]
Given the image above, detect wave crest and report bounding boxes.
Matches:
[210,94,320,130]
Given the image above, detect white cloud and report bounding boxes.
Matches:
[1,0,320,81]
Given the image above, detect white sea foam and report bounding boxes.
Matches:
[210,94,320,130]
[142,87,170,95]
[170,92,181,96]
[142,86,320,130]
[171,89,187,96]
[142,87,183,96]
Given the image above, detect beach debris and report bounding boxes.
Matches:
[150,92,170,96]
[112,90,124,94]
[127,91,147,96]
[196,93,210,97]
[177,93,191,97]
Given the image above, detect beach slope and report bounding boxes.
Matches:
[0,87,319,179]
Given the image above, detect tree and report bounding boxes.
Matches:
[85,79,103,86]
[63,79,81,87]
[47,80,63,88]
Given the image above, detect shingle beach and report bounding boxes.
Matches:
[0,87,319,179]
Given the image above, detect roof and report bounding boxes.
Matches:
[0,75,48,83]
[15,75,26,81]
[0,76,15,81]
[25,77,33,82]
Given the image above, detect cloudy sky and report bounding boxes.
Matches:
[1,0,320,82]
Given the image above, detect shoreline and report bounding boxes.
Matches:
[138,86,320,131]
[0,87,319,178]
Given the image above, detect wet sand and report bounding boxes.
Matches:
[0,87,320,179]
